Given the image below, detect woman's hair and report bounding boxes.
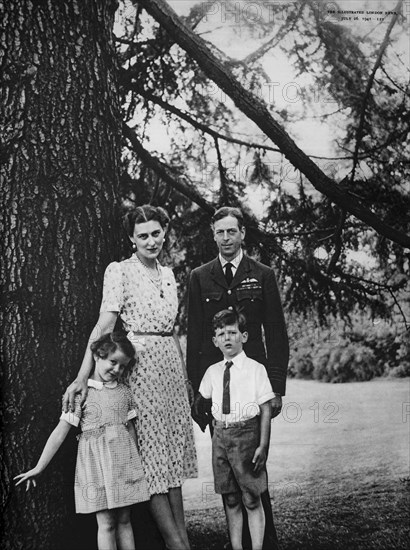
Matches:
[212,308,247,334]
[123,204,170,238]
[211,207,244,230]
[90,331,136,369]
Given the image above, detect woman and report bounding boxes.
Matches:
[64,205,197,550]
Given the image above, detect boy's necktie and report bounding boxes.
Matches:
[222,360,233,414]
[225,263,233,285]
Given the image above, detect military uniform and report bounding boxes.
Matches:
[187,254,289,395]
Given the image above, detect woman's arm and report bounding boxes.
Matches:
[62,311,118,411]
[127,420,139,450]
[14,420,73,491]
[173,330,194,405]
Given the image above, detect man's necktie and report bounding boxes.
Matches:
[222,360,233,414]
[225,263,233,286]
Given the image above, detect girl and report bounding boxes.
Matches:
[15,331,149,550]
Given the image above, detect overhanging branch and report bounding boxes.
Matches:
[122,122,214,214]
[134,0,410,249]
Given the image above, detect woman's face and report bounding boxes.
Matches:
[132,220,165,262]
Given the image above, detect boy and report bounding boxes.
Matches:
[198,309,274,550]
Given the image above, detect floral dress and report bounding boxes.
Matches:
[100,255,198,495]
[61,379,149,514]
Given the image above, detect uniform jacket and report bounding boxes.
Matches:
[186,254,289,395]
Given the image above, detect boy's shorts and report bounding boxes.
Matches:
[212,415,267,497]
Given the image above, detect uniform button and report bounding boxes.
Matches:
[227,290,232,295]
[228,306,233,310]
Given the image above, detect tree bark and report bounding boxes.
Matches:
[0,1,121,548]
[135,0,410,249]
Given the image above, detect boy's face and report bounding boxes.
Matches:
[213,323,248,359]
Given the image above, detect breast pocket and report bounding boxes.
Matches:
[203,291,224,305]
[236,286,263,302]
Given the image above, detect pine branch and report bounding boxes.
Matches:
[134,0,410,248]
[327,209,346,273]
[122,123,214,214]
[350,0,403,184]
[122,79,282,153]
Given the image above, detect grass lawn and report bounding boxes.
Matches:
[183,377,410,549]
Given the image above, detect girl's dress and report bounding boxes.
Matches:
[61,379,149,513]
[100,255,198,495]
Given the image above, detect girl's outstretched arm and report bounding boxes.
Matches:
[14,420,72,491]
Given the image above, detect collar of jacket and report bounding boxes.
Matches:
[209,254,252,289]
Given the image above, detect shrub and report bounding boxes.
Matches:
[288,352,314,379]
[388,361,410,378]
[287,316,409,383]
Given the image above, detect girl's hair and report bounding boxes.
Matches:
[90,331,136,368]
[123,204,170,238]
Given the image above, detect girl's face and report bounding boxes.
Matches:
[131,220,165,262]
[93,349,131,384]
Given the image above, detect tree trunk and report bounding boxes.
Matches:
[0,1,122,548]
[136,0,410,249]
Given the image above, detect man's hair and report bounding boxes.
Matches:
[212,308,247,334]
[211,207,244,229]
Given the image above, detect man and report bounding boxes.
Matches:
[187,206,289,550]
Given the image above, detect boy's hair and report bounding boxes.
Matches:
[211,207,244,229]
[90,331,136,368]
[212,308,247,334]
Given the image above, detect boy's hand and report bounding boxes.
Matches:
[252,446,267,473]
[14,468,41,491]
[271,395,282,418]
[62,378,88,413]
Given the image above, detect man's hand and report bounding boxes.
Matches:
[62,378,88,413]
[252,446,267,473]
[191,393,211,432]
[271,394,282,418]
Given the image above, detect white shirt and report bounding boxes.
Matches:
[199,351,274,422]
[219,249,243,278]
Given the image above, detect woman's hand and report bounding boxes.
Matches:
[14,467,41,491]
[62,378,88,413]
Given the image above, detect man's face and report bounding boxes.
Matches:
[212,216,245,261]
